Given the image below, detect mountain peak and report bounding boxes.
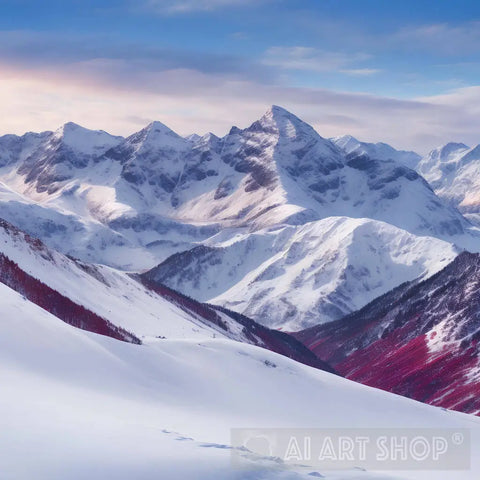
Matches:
[142,120,181,139]
[251,105,321,140]
[63,121,81,129]
[331,134,360,151]
[185,133,201,143]
[431,142,470,161]
[146,120,173,131]
[52,122,122,155]
[125,120,188,154]
[266,104,294,116]
[197,132,220,146]
[261,105,304,124]
[55,121,119,140]
[55,121,88,136]
[334,134,357,142]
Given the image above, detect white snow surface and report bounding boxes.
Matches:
[1,281,479,480]
[0,219,251,342]
[418,142,480,218]
[153,216,459,330]
[53,122,123,156]
[332,134,421,170]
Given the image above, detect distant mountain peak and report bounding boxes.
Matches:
[431,142,470,161]
[332,134,421,170]
[126,120,187,152]
[194,132,221,149]
[61,121,83,130]
[144,120,181,138]
[54,121,120,140]
[441,141,469,150]
[250,105,321,141]
[265,104,295,117]
[228,125,242,135]
[201,132,219,142]
[332,134,356,141]
[185,133,201,143]
[331,134,360,151]
[54,121,89,138]
[260,105,307,125]
[50,122,123,156]
[146,120,172,130]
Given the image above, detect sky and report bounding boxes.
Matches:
[1,0,480,153]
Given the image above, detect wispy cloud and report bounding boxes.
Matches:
[0,30,274,83]
[141,0,267,14]
[1,56,479,154]
[0,20,478,154]
[393,21,480,55]
[276,14,480,59]
[340,68,381,76]
[262,46,377,75]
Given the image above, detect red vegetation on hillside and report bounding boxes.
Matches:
[294,252,480,415]
[0,253,140,344]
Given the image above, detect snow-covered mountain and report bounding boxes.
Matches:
[0,217,328,368]
[0,123,219,269]
[418,142,480,224]
[0,179,156,269]
[15,122,123,194]
[0,106,473,272]
[332,134,421,170]
[144,216,458,330]
[294,251,480,414]
[168,106,468,240]
[0,106,477,332]
[0,130,50,168]
[2,275,479,479]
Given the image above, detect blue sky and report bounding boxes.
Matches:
[1,0,480,152]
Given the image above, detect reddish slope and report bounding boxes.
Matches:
[0,252,140,344]
[0,217,333,372]
[294,252,480,415]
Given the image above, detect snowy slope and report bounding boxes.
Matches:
[0,218,223,340]
[15,122,123,195]
[295,251,480,415]
[0,218,327,368]
[0,124,160,269]
[0,131,50,167]
[1,282,479,480]
[418,143,480,221]
[0,180,154,269]
[332,134,421,170]
[144,217,458,330]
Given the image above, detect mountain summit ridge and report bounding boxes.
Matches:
[0,106,478,331]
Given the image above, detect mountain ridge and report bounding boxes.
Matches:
[0,106,479,332]
[294,250,480,414]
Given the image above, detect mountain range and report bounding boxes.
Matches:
[3,106,480,478]
[1,106,478,329]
